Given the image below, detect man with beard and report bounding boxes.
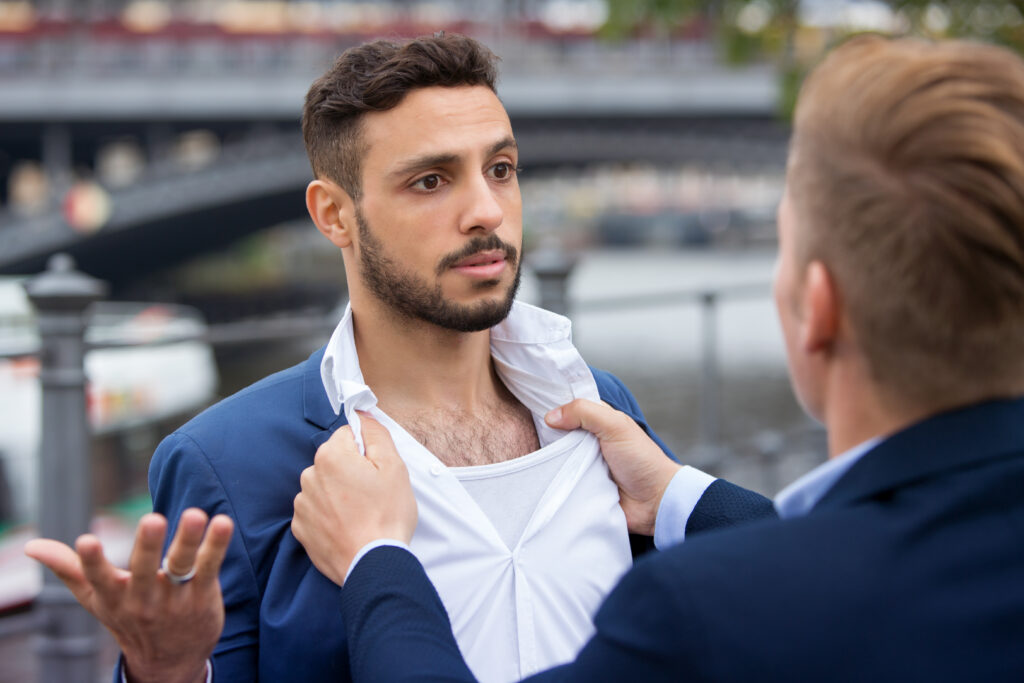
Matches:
[25,34,773,683]
[291,35,1024,681]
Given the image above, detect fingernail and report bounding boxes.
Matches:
[545,408,561,424]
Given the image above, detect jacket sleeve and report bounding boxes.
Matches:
[686,479,776,535]
[525,546,706,683]
[342,546,478,683]
[342,545,704,683]
[142,431,262,682]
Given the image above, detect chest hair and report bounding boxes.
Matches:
[396,395,541,467]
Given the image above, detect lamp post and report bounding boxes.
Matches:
[24,253,107,683]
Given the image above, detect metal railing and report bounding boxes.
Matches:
[0,22,725,79]
[530,246,819,476]
[2,248,821,680]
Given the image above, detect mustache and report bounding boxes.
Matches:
[436,235,518,275]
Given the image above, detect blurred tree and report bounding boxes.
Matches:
[600,0,795,58]
[598,0,704,40]
[600,0,799,114]
[887,1,1024,52]
[601,0,1024,116]
[602,0,1024,48]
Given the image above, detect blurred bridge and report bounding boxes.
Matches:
[0,19,789,290]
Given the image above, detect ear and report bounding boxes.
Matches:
[800,260,839,353]
[306,179,356,249]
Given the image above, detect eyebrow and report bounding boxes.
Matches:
[486,136,518,159]
[388,136,518,180]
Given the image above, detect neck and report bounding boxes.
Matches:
[821,363,935,459]
[351,298,502,415]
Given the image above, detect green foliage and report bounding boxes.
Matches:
[603,0,1024,44]
[599,0,709,39]
[601,0,1024,118]
[888,1,1024,53]
[601,0,798,60]
[611,0,1024,111]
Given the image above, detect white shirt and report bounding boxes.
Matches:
[321,301,633,683]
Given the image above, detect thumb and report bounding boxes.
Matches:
[25,538,89,595]
[358,414,400,466]
[546,399,633,440]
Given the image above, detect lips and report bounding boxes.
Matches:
[453,250,506,268]
[451,250,508,279]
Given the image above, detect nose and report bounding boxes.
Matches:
[458,174,504,234]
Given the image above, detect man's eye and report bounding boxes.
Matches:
[490,163,517,180]
[414,174,442,190]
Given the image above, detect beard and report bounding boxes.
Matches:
[355,207,521,333]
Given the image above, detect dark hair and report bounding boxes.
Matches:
[302,33,499,200]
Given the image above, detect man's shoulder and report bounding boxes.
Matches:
[609,478,1024,679]
[594,510,879,668]
[148,347,329,524]
[588,365,676,470]
[178,349,320,439]
[210,356,308,411]
[653,506,854,577]
[589,367,641,415]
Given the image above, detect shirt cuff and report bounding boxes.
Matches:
[653,466,716,550]
[122,658,211,683]
[345,539,412,584]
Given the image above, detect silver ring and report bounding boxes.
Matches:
[161,556,197,585]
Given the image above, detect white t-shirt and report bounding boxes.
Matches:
[321,301,633,683]
[455,442,571,550]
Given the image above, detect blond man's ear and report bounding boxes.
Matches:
[800,260,839,355]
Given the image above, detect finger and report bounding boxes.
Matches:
[192,514,234,584]
[292,495,312,549]
[162,508,209,580]
[76,534,125,600]
[358,414,399,468]
[299,464,315,494]
[24,539,89,594]
[124,513,168,595]
[316,426,358,466]
[322,425,356,453]
[546,399,632,439]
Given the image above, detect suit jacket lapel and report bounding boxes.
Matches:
[814,396,1024,512]
[302,345,349,448]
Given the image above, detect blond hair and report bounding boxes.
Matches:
[789,35,1024,408]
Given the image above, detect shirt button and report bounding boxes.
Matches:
[430,464,443,476]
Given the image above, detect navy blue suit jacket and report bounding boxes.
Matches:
[341,397,1024,682]
[119,347,773,682]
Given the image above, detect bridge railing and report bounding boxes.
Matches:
[532,247,824,481]
[0,19,723,79]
